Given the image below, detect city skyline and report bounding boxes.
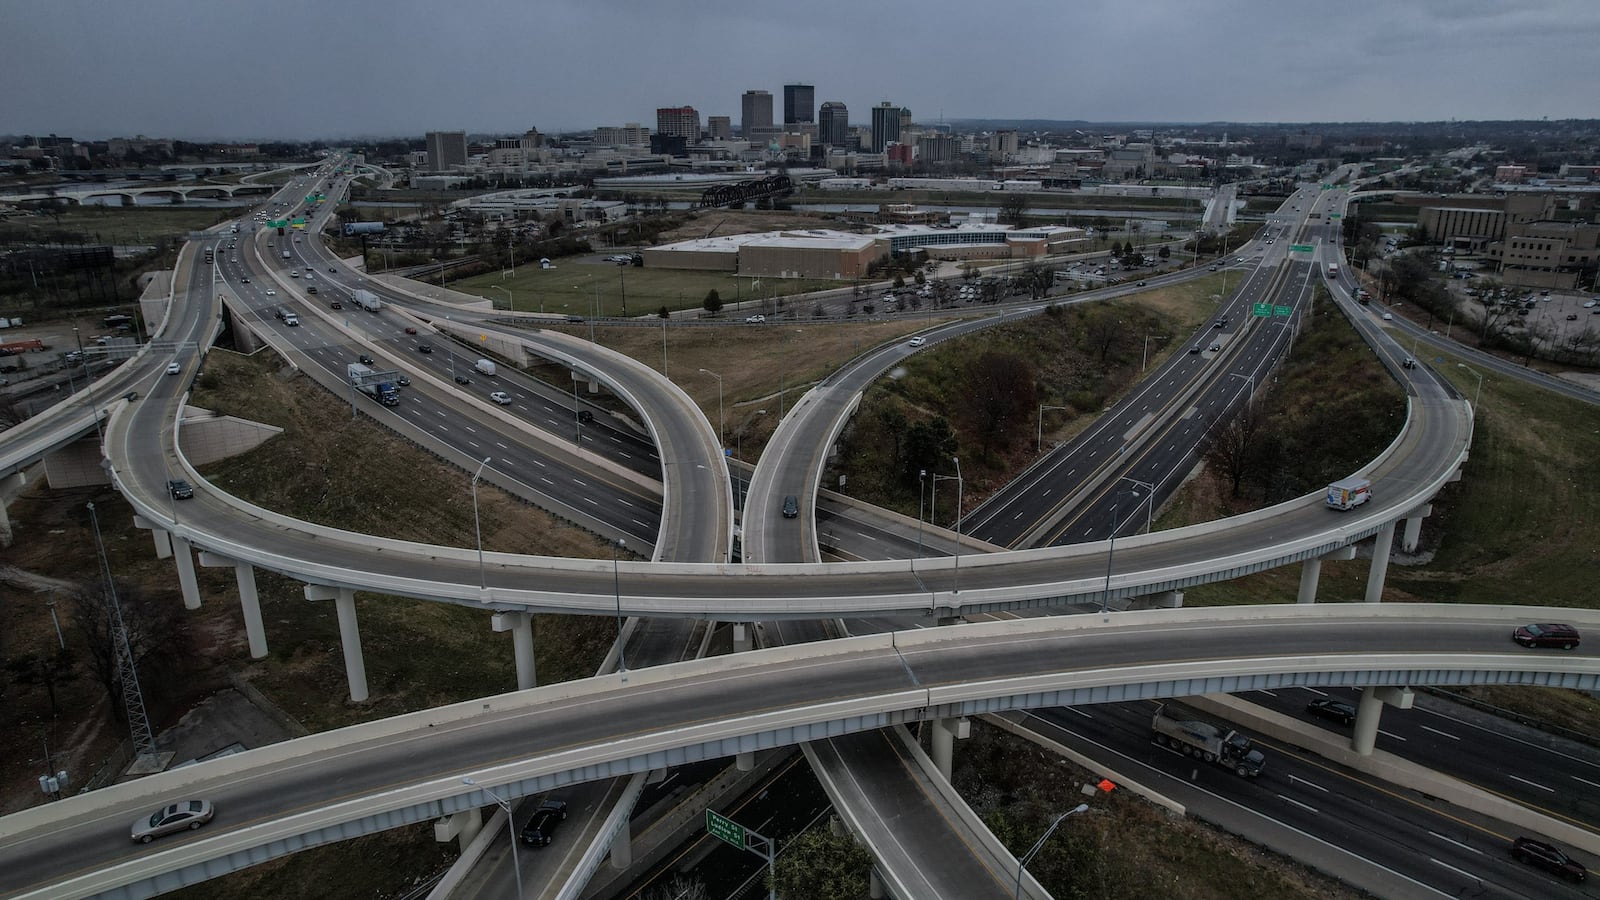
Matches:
[3,0,1598,141]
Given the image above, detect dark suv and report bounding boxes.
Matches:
[782,495,799,518]
[519,799,568,847]
[1305,698,1356,726]
[1512,623,1580,650]
[167,479,194,500]
[1510,836,1587,882]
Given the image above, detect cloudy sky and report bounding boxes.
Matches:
[6,0,1597,141]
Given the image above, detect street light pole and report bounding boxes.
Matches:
[916,469,926,557]
[1120,475,1156,533]
[493,285,514,315]
[1014,804,1089,900]
[461,778,522,899]
[612,538,628,675]
[1100,502,1118,614]
[699,368,724,445]
[951,456,963,594]
[471,457,491,589]
[1037,405,1068,453]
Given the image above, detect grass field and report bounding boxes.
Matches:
[0,205,231,245]
[453,260,843,318]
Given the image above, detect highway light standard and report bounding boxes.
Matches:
[699,368,724,445]
[492,285,514,315]
[1037,405,1068,454]
[471,457,491,590]
[1014,803,1089,900]
[461,778,522,899]
[612,538,628,675]
[916,469,927,558]
[951,456,964,594]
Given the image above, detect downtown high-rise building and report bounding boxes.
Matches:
[741,90,773,136]
[655,106,701,141]
[818,101,849,147]
[707,116,732,141]
[869,102,901,153]
[424,130,467,172]
[783,83,815,126]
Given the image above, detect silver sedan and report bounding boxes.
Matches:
[131,800,214,843]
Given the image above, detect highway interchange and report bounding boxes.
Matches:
[1,160,1597,899]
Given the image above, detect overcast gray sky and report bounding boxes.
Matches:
[6,0,1597,141]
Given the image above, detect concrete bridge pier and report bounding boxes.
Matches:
[132,515,175,559]
[869,867,885,899]
[172,536,202,610]
[304,585,369,702]
[197,552,269,659]
[1296,546,1358,604]
[0,470,26,547]
[609,818,633,868]
[732,622,753,652]
[1351,686,1414,755]
[491,611,537,690]
[1401,504,1432,553]
[928,716,970,780]
[433,805,483,852]
[1363,521,1397,603]
[571,370,601,395]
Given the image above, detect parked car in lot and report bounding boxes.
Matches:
[519,799,568,847]
[1513,623,1580,650]
[1305,698,1356,726]
[1510,836,1587,882]
[131,800,214,843]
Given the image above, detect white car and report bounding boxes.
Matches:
[745,314,766,324]
[1381,312,1394,321]
[165,361,180,375]
[489,391,513,406]
[908,336,926,347]
[265,290,276,296]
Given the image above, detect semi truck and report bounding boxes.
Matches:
[346,362,399,406]
[352,289,382,312]
[1151,703,1265,777]
[1325,476,1371,510]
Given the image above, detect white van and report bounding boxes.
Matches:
[474,359,497,377]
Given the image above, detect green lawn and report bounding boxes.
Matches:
[0,205,231,245]
[453,262,842,318]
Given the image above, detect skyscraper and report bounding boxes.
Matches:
[819,101,849,147]
[707,116,732,141]
[424,130,467,172]
[655,106,701,141]
[783,83,815,127]
[741,90,773,136]
[869,102,901,153]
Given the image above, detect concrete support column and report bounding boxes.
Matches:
[1400,504,1431,553]
[930,718,955,780]
[609,817,633,869]
[869,868,885,899]
[150,527,173,560]
[1351,687,1384,756]
[0,470,23,547]
[172,536,202,610]
[588,377,600,394]
[1296,557,1322,604]
[433,806,483,851]
[732,622,752,653]
[305,585,368,702]
[736,751,754,772]
[492,612,537,690]
[1363,522,1397,603]
[198,552,268,659]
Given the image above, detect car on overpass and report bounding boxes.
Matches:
[131,800,214,843]
[1512,623,1580,650]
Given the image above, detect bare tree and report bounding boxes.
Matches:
[1203,398,1268,498]
[963,352,1037,452]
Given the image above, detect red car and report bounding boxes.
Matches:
[404,327,418,335]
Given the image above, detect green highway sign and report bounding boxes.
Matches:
[1290,244,1314,253]
[1274,305,1292,317]
[707,810,745,849]
[1329,213,1342,219]
[1252,303,1272,317]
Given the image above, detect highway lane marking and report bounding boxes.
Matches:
[1427,832,1484,855]
[1574,775,1600,790]
[1289,774,1329,792]
[1059,705,1092,719]
[1275,794,1319,814]
[495,442,508,449]
[1416,707,1600,769]
[1418,725,1459,741]
[1507,774,1554,793]
[1426,858,1479,882]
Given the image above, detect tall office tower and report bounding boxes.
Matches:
[741,90,773,136]
[655,106,701,141]
[783,83,815,126]
[818,101,849,146]
[869,102,901,152]
[707,116,733,141]
[424,130,467,172]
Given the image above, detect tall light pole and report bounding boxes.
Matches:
[916,469,927,558]
[471,457,491,589]
[612,538,628,675]
[1100,502,1119,615]
[1120,475,1156,533]
[1037,405,1068,453]
[951,456,963,594]
[461,778,522,899]
[1457,362,1483,412]
[699,368,724,445]
[1014,804,1089,900]
[1142,332,1170,371]
[493,285,514,315]
[616,261,628,316]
